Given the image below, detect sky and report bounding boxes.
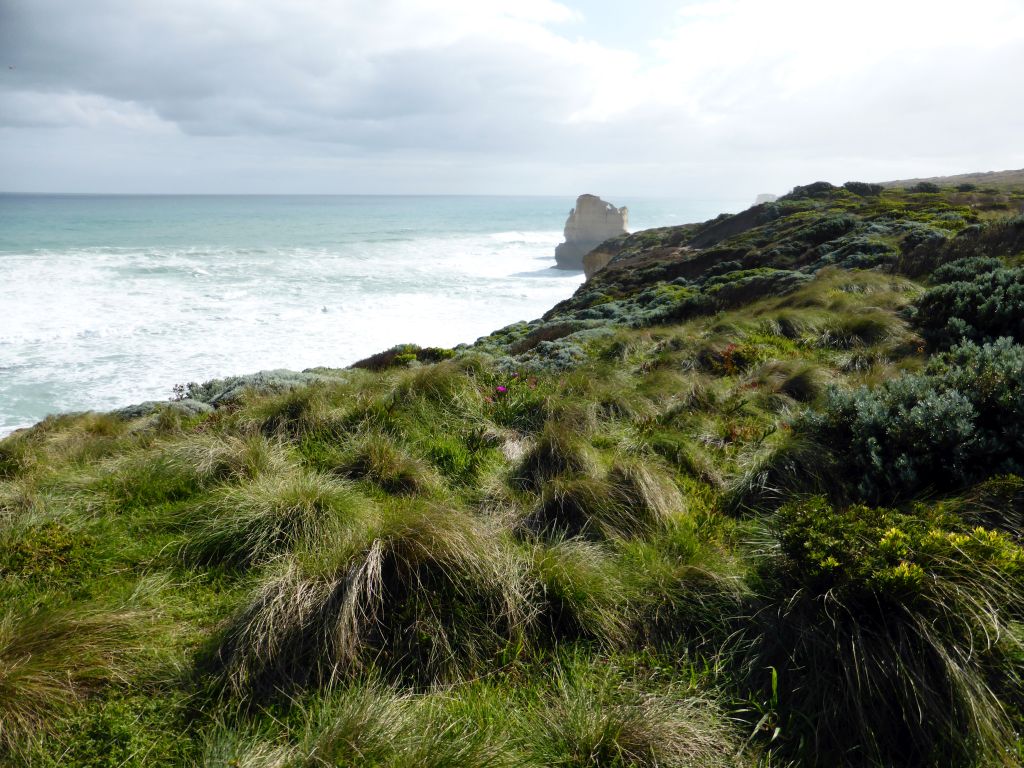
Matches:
[1,0,1023,197]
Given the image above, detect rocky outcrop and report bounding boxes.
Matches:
[554,194,628,270]
[753,193,778,205]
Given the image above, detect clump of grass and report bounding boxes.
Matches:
[0,477,43,519]
[0,433,35,481]
[529,476,624,540]
[519,658,741,767]
[198,729,292,768]
[512,420,597,492]
[214,501,533,695]
[298,681,519,768]
[606,457,682,526]
[0,602,149,758]
[530,538,631,646]
[394,360,482,411]
[328,431,440,495]
[524,456,681,541]
[199,724,293,768]
[180,470,365,568]
[296,681,404,766]
[814,309,903,350]
[104,434,292,508]
[725,429,839,513]
[239,384,335,437]
[622,516,748,652]
[748,360,828,404]
[758,310,815,340]
[946,474,1024,535]
[162,434,291,486]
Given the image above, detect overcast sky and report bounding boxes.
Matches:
[1,0,1022,196]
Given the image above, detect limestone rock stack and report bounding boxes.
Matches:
[554,194,628,270]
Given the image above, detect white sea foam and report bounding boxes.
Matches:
[0,229,578,434]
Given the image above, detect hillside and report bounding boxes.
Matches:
[880,167,1024,191]
[2,180,1024,767]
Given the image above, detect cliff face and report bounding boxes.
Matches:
[553,194,628,270]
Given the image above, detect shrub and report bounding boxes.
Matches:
[843,181,883,197]
[703,269,811,307]
[804,339,1024,502]
[915,266,1024,348]
[351,344,457,372]
[909,181,941,193]
[929,256,1005,284]
[794,214,858,246]
[741,497,1024,766]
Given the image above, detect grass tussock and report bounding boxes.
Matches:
[0,602,150,758]
[519,660,742,768]
[526,458,681,541]
[327,431,440,495]
[181,470,365,568]
[530,538,631,646]
[214,501,533,695]
[748,360,829,404]
[393,360,482,410]
[297,681,519,768]
[512,420,597,492]
[725,429,839,513]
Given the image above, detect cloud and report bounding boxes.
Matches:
[1,0,1022,193]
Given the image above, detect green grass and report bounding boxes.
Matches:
[179,469,365,568]
[0,601,153,759]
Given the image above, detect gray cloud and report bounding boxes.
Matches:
[1,0,1022,195]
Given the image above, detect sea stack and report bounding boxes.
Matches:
[554,194,628,270]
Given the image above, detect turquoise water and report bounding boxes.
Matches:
[0,194,745,434]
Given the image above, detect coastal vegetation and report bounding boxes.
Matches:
[2,181,1024,766]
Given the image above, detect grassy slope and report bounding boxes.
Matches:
[2,181,1024,767]
[879,168,1024,191]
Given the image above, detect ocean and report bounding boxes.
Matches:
[0,194,743,435]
